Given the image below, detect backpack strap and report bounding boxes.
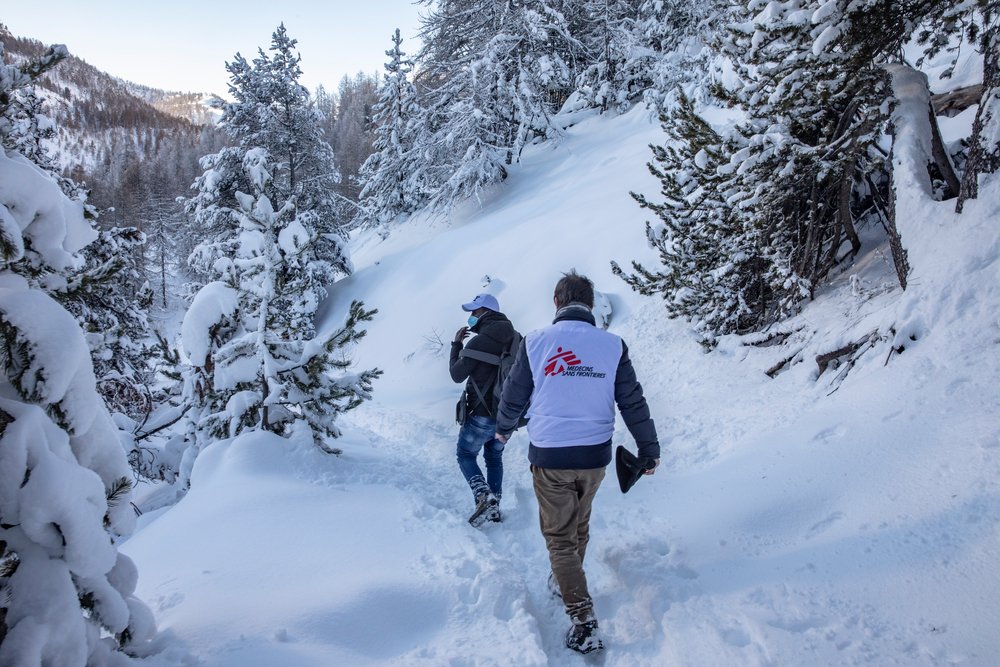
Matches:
[459,341,505,418]
[466,377,494,418]
[459,348,501,365]
[460,348,499,417]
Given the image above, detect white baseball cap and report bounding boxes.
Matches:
[461,293,500,312]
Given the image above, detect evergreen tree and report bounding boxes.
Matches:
[572,0,641,112]
[806,0,995,261]
[0,39,155,665]
[616,0,993,341]
[563,0,728,112]
[617,1,886,339]
[332,72,379,204]
[358,29,428,228]
[612,93,765,338]
[313,83,338,142]
[956,9,999,210]
[60,226,155,422]
[208,24,350,279]
[641,0,730,108]
[140,193,186,310]
[838,0,1000,212]
[415,0,574,210]
[181,26,381,463]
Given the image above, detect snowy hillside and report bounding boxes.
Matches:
[124,83,224,126]
[121,102,1000,666]
[0,27,204,169]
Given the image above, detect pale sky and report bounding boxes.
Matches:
[2,1,426,95]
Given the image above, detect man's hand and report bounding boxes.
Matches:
[642,458,659,475]
[494,432,508,444]
[454,326,470,343]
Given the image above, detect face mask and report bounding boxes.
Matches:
[467,315,479,328]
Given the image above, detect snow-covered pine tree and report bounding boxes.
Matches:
[563,0,728,113]
[807,0,995,268]
[203,24,350,280]
[313,84,338,143]
[5,26,168,466]
[641,0,731,108]
[60,226,155,423]
[858,0,998,212]
[618,0,992,341]
[612,93,766,339]
[415,0,574,210]
[0,39,156,665]
[263,24,352,270]
[332,72,379,204]
[716,0,890,304]
[358,29,428,229]
[571,0,642,112]
[181,26,381,464]
[956,9,999,209]
[140,192,185,310]
[617,0,906,340]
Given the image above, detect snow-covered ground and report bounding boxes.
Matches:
[123,104,1000,666]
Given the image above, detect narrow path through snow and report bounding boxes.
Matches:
[336,398,778,666]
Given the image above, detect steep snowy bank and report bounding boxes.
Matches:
[124,106,1000,666]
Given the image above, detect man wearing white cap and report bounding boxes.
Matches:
[450,293,517,526]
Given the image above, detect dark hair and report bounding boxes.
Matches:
[553,270,594,308]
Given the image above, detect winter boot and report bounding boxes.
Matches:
[483,492,502,523]
[565,618,604,654]
[468,491,500,527]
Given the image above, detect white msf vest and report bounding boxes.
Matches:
[524,319,623,448]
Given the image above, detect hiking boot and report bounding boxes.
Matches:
[565,619,603,654]
[468,492,500,527]
[547,571,562,600]
[484,501,502,524]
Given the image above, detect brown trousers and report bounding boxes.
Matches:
[531,465,606,622]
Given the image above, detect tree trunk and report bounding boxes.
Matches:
[885,157,910,290]
[957,22,999,213]
[931,84,983,117]
[928,102,961,198]
[828,100,866,264]
[798,168,821,283]
[261,375,270,432]
[159,240,167,309]
[837,164,862,256]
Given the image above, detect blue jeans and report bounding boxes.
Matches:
[456,414,504,499]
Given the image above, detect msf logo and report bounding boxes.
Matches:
[544,347,582,376]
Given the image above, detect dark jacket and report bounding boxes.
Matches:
[496,304,659,469]
[450,310,515,419]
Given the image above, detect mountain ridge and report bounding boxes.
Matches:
[1,24,219,174]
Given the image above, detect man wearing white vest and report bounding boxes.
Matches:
[494,270,660,654]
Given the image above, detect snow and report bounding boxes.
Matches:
[0,288,97,428]
[277,217,310,255]
[887,64,935,200]
[1,69,159,657]
[0,149,94,271]
[180,281,238,367]
[811,24,842,56]
[122,100,1000,666]
[243,147,272,190]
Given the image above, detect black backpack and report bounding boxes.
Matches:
[459,329,528,427]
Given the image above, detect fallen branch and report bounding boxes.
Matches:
[743,328,800,348]
[815,330,880,376]
[765,349,803,378]
[931,84,983,117]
